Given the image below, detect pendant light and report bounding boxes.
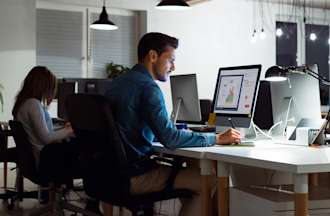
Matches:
[156,0,191,11]
[90,0,118,30]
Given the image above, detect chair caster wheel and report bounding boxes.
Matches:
[7,202,15,210]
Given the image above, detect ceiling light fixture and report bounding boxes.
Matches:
[156,0,191,10]
[90,0,118,30]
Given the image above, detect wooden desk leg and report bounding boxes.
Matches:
[294,174,308,216]
[217,162,229,216]
[200,159,212,216]
[308,173,318,187]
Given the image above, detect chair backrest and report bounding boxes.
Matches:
[200,99,212,123]
[9,120,40,183]
[65,94,130,199]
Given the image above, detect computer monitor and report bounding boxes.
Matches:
[253,81,274,130]
[170,74,201,123]
[57,81,76,120]
[212,65,261,128]
[57,78,112,120]
[270,64,322,138]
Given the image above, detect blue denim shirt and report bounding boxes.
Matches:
[105,64,215,163]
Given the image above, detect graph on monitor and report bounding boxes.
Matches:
[217,75,243,110]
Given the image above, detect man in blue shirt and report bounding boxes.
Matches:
[105,32,240,216]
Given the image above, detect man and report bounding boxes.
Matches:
[105,32,241,215]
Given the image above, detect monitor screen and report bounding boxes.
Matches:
[57,78,111,120]
[57,81,76,120]
[170,74,201,123]
[212,65,261,128]
[253,81,274,130]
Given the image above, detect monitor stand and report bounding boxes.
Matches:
[170,98,183,124]
[268,96,293,139]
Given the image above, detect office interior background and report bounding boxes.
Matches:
[2,0,330,123]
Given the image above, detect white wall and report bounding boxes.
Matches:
[39,0,278,113]
[2,0,324,119]
[0,0,36,121]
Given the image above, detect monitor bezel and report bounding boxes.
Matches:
[212,64,262,118]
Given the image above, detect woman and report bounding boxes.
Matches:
[12,66,74,165]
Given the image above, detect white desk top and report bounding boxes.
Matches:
[153,141,330,174]
[206,146,330,174]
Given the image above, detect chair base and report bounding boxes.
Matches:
[28,186,101,216]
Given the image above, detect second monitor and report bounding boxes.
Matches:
[212,65,261,128]
[170,74,202,124]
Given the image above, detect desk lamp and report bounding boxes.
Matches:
[265,64,330,85]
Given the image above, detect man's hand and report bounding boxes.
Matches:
[216,128,241,145]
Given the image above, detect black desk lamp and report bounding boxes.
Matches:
[265,64,330,85]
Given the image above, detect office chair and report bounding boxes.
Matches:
[66,94,192,216]
[200,99,212,123]
[9,120,99,216]
[0,123,18,208]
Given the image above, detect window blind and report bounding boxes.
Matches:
[90,13,138,78]
[36,9,83,78]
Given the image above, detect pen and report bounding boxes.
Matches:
[228,118,236,129]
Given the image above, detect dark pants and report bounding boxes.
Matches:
[38,141,80,185]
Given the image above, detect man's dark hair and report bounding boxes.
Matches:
[138,32,179,61]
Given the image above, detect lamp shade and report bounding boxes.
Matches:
[156,0,190,10]
[90,6,118,30]
[265,66,288,82]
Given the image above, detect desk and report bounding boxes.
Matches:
[153,143,213,216]
[206,144,330,216]
[153,141,318,216]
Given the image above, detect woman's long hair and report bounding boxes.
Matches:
[12,66,57,118]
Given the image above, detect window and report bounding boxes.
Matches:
[37,9,83,78]
[276,21,330,105]
[305,24,330,105]
[90,13,138,78]
[37,6,140,79]
[276,22,297,67]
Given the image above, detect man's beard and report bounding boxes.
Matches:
[152,64,168,82]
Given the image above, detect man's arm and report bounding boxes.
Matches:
[141,84,216,149]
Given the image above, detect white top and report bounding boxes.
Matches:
[153,140,330,174]
[16,98,71,162]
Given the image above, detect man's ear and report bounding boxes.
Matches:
[149,50,158,63]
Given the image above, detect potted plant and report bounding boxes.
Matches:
[106,62,129,79]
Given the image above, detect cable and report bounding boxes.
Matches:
[267,121,283,136]
[252,121,273,140]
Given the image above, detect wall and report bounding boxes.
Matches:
[1,0,327,120]
[39,0,277,113]
[0,0,36,121]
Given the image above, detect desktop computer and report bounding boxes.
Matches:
[170,74,202,124]
[57,78,112,120]
[270,64,322,140]
[212,65,262,129]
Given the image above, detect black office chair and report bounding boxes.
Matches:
[0,123,18,208]
[9,120,99,216]
[200,99,212,123]
[66,94,192,216]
